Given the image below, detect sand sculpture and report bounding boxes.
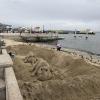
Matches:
[24,52,53,81]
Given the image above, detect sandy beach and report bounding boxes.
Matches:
[0,0,100,99]
[4,38,100,100]
[4,38,100,67]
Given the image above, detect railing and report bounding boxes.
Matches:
[0,33,58,37]
[0,33,20,36]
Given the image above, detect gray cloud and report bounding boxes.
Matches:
[0,0,100,31]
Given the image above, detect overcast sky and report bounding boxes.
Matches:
[0,0,100,31]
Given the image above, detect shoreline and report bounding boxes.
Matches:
[23,42,100,67]
[4,38,100,67]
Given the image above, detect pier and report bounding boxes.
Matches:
[0,33,63,42]
[21,33,63,42]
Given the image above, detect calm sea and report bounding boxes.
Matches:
[57,33,100,55]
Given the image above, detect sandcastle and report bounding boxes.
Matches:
[24,52,53,81]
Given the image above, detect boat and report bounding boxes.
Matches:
[78,29,95,35]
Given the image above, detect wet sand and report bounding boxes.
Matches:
[5,39,100,100]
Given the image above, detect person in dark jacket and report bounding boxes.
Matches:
[57,43,61,51]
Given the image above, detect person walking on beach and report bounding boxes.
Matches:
[57,43,61,51]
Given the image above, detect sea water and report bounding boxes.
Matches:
[57,33,100,55]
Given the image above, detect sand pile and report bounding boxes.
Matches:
[7,45,100,100]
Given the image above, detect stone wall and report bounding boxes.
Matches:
[0,48,23,100]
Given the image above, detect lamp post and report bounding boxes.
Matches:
[30,26,32,34]
[43,25,45,33]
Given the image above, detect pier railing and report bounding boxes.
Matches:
[0,33,58,37]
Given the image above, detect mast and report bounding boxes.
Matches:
[74,29,77,38]
[85,29,89,39]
